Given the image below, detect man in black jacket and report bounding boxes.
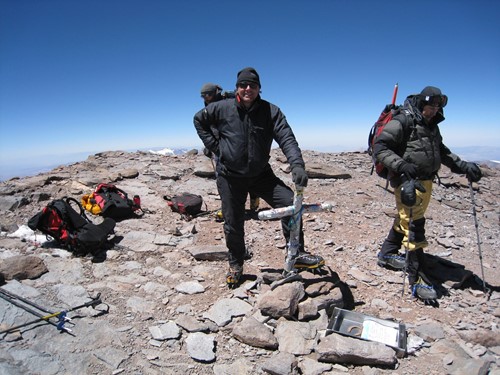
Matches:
[194,67,321,287]
[374,86,482,300]
[200,82,259,212]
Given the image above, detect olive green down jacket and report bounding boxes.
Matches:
[373,97,466,187]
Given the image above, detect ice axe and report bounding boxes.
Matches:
[391,83,399,106]
[468,180,487,292]
[258,185,331,289]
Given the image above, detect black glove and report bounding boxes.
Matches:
[462,162,482,182]
[203,147,213,158]
[291,166,308,187]
[400,179,426,207]
[399,162,418,179]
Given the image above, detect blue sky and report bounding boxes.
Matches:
[1,0,499,180]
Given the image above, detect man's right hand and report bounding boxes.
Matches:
[291,166,308,187]
[399,162,418,179]
[400,179,426,207]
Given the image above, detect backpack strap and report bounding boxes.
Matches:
[64,197,91,229]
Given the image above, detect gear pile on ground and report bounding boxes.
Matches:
[0,149,499,375]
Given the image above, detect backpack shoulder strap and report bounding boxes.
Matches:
[64,197,91,229]
[394,109,417,143]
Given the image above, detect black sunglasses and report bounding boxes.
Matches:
[201,91,215,98]
[237,82,259,89]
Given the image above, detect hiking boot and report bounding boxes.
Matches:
[226,265,243,288]
[250,197,260,211]
[411,276,437,300]
[294,252,325,270]
[377,252,406,270]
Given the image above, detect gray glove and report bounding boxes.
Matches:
[462,162,482,182]
[291,166,308,187]
[400,179,426,207]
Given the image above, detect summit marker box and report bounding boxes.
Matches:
[326,307,407,357]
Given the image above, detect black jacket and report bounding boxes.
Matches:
[194,95,305,178]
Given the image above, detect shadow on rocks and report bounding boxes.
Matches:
[424,253,499,297]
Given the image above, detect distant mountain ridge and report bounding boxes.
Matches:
[1,146,499,182]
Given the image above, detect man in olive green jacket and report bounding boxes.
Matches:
[374,86,482,300]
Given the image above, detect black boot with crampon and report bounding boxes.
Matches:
[408,249,438,305]
[293,252,325,272]
[270,251,326,290]
[226,265,243,289]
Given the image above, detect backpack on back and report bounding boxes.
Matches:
[28,197,116,257]
[164,193,206,220]
[367,103,402,179]
[82,183,141,220]
[367,84,417,180]
[368,104,417,181]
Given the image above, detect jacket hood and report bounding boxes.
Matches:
[405,95,445,126]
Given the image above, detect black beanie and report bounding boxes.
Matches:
[236,67,261,87]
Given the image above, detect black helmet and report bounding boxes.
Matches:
[419,86,448,109]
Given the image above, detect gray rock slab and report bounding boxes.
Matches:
[175,314,210,333]
[120,230,158,252]
[203,298,253,327]
[148,321,181,340]
[127,296,156,314]
[414,322,446,342]
[275,319,317,355]
[445,357,492,375]
[187,245,229,261]
[306,163,352,179]
[92,347,130,369]
[260,351,298,375]
[51,284,90,310]
[35,256,85,284]
[232,316,278,350]
[185,332,216,362]
[175,280,205,294]
[7,348,63,375]
[348,267,374,283]
[316,333,397,366]
[299,357,333,375]
[213,357,254,375]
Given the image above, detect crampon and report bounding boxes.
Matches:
[411,276,438,306]
[226,267,243,289]
[294,253,325,271]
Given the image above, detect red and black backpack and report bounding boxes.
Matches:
[28,197,116,256]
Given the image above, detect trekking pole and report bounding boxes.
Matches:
[402,207,412,296]
[468,181,487,292]
[0,288,55,315]
[0,293,102,335]
[0,290,69,333]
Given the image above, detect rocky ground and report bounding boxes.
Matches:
[0,149,498,375]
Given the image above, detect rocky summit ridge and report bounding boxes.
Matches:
[0,149,499,375]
